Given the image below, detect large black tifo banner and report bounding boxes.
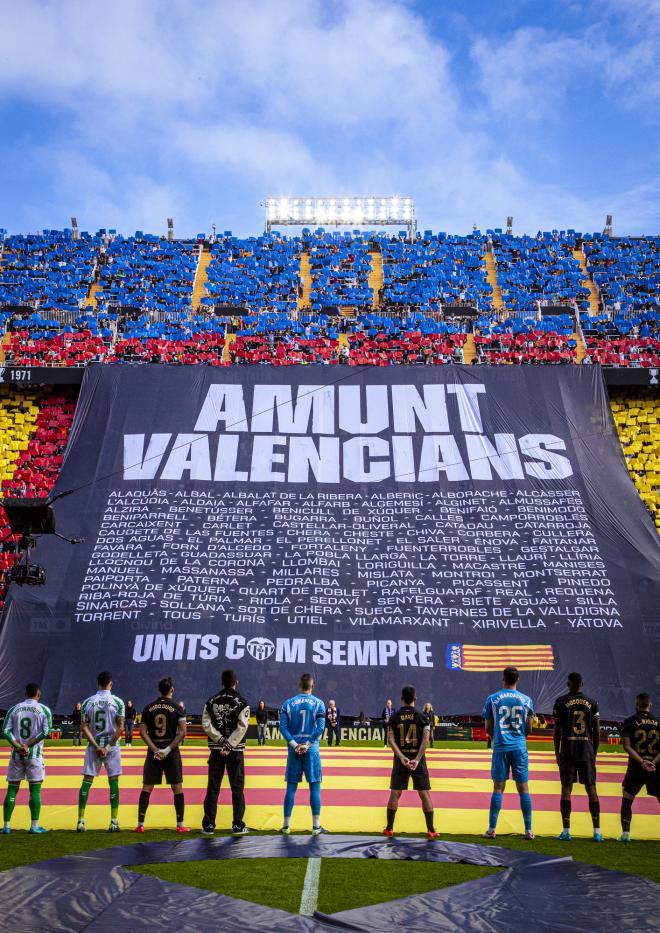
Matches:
[1,364,659,717]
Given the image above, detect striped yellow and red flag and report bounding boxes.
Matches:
[445,643,554,672]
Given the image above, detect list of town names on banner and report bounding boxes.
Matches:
[76,487,621,650]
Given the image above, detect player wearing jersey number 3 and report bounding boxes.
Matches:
[77,671,125,832]
[2,683,51,834]
[482,666,535,839]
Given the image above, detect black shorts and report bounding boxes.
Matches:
[622,762,660,798]
[559,754,596,787]
[390,759,430,792]
[143,748,183,786]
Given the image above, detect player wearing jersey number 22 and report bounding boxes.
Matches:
[482,666,535,839]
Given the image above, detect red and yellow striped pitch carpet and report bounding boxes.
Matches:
[1,746,657,839]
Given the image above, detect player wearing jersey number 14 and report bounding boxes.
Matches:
[482,666,535,839]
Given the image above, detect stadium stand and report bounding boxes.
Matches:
[199,234,301,313]
[0,387,77,609]
[473,314,579,364]
[0,230,100,314]
[610,388,660,530]
[490,231,591,315]
[307,232,373,312]
[95,235,198,315]
[380,232,492,312]
[0,227,658,368]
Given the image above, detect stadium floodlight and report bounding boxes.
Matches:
[604,214,613,237]
[167,217,174,242]
[71,216,79,241]
[263,196,417,240]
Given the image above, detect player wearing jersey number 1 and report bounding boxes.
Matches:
[135,677,188,833]
[77,671,125,832]
[482,666,535,839]
[618,692,660,842]
[2,683,51,834]
[553,672,602,841]
[279,673,326,834]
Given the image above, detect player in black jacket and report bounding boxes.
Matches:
[201,669,250,835]
[136,677,188,833]
[619,692,660,842]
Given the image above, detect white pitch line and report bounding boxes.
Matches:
[299,857,321,916]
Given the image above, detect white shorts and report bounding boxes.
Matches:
[82,744,122,778]
[7,753,46,784]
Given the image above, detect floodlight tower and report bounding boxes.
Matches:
[264,196,417,242]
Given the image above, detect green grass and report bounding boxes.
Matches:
[129,857,499,914]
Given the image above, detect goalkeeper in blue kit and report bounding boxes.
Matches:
[279,673,327,834]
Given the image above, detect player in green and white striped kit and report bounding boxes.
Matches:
[2,683,52,834]
[77,671,125,832]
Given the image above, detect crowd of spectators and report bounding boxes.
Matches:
[473,314,578,364]
[584,235,659,316]
[95,236,197,314]
[380,232,492,311]
[491,231,591,316]
[308,233,373,311]
[347,313,467,365]
[200,235,300,313]
[0,230,101,314]
[230,313,342,364]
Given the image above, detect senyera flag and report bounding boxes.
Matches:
[446,644,555,672]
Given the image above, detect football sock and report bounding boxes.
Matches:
[519,793,533,833]
[588,799,601,829]
[386,808,397,831]
[620,797,633,833]
[174,793,185,824]
[28,784,42,823]
[424,809,435,832]
[78,778,93,819]
[560,799,571,829]
[283,782,297,827]
[488,792,503,830]
[109,777,120,820]
[3,785,18,824]
[309,781,321,825]
[138,790,151,824]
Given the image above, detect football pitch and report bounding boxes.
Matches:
[1,739,658,919]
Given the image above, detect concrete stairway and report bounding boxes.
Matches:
[484,250,505,313]
[368,249,383,309]
[572,247,600,315]
[222,332,236,363]
[298,250,312,313]
[463,334,477,363]
[192,245,213,310]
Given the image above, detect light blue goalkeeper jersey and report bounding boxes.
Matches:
[279,694,326,747]
[482,689,534,751]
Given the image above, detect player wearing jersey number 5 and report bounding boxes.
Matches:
[279,673,326,834]
[2,683,51,834]
[482,666,535,839]
[135,677,188,833]
[77,671,125,833]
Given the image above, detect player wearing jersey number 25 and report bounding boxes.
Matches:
[482,666,535,839]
